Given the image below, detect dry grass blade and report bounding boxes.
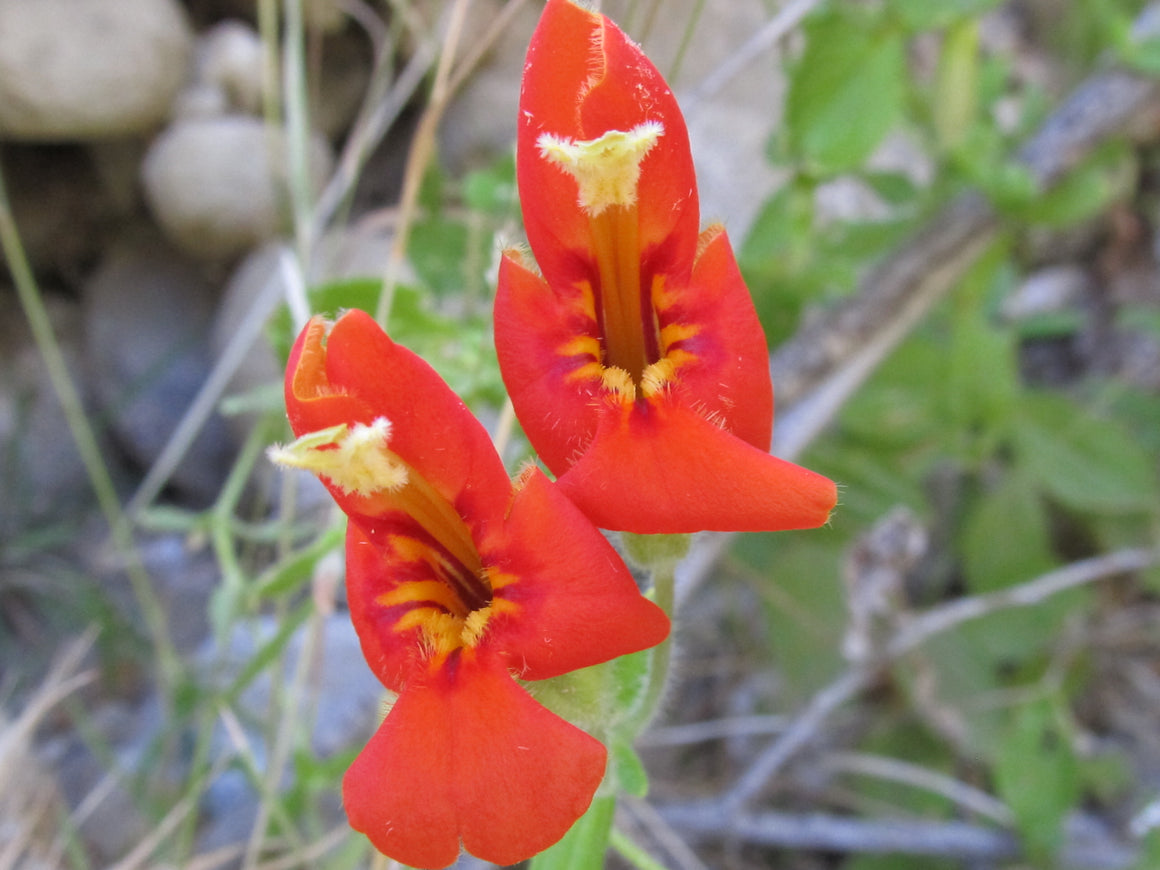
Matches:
[0,631,96,870]
[104,754,233,870]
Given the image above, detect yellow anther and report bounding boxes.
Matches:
[538,121,664,216]
[601,366,637,401]
[640,358,677,398]
[268,417,408,496]
[460,607,493,648]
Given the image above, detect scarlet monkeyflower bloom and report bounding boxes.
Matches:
[271,309,669,869]
[495,0,838,534]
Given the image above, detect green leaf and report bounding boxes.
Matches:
[944,249,1020,452]
[847,856,958,870]
[957,469,1082,667]
[888,0,1002,31]
[463,155,517,216]
[933,19,980,152]
[1015,392,1160,514]
[1012,142,1136,227]
[267,277,382,362]
[611,646,653,716]
[785,10,906,175]
[606,741,649,798]
[1132,828,1160,870]
[221,601,313,704]
[894,628,1008,757]
[961,471,1055,595]
[735,535,848,698]
[1122,35,1160,73]
[740,179,816,276]
[251,524,345,601]
[860,170,921,206]
[529,795,615,870]
[994,698,1081,865]
[409,213,471,296]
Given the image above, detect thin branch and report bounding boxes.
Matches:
[657,804,1138,869]
[639,713,787,747]
[683,0,826,109]
[620,796,713,870]
[720,663,873,815]
[660,803,1020,860]
[823,751,1014,826]
[706,546,1160,816]
[886,547,1160,660]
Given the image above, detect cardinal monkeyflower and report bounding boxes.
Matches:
[270,309,669,869]
[495,0,837,534]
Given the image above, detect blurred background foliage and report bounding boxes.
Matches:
[2,0,1160,867]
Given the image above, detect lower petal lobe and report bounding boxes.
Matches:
[342,648,606,869]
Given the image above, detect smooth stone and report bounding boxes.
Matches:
[141,115,333,260]
[0,293,92,534]
[0,0,193,140]
[81,234,234,503]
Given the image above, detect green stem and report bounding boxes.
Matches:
[280,0,315,275]
[529,795,616,870]
[0,161,181,703]
[610,825,670,870]
[622,561,675,734]
[618,532,688,734]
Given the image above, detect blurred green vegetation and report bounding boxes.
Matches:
[731,0,1160,865]
[4,0,1159,867]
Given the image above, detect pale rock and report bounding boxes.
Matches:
[191,21,266,118]
[141,115,333,259]
[82,234,233,503]
[0,0,193,140]
[1002,264,1091,322]
[0,293,91,535]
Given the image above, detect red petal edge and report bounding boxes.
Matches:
[284,309,512,527]
[518,0,699,293]
[556,397,838,534]
[482,468,670,680]
[343,649,606,869]
[494,252,601,475]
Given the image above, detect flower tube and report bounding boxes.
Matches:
[495,0,837,533]
[271,309,669,868]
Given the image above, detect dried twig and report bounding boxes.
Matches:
[656,547,1160,864]
[620,796,712,870]
[720,547,1159,814]
[656,804,1137,869]
[639,713,787,747]
[684,0,827,108]
[822,751,1014,825]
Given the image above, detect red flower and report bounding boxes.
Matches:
[272,309,669,869]
[495,0,837,534]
